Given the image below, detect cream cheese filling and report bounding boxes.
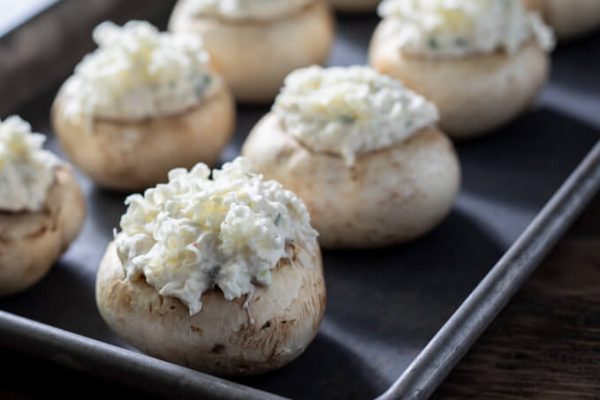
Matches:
[61,21,214,122]
[0,116,60,212]
[115,157,318,315]
[378,0,555,58]
[273,66,439,165]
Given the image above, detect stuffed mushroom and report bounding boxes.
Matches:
[169,0,334,103]
[52,21,235,191]
[0,116,85,296]
[328,0,380,13]
[242,66,460,249]
[524,0,600,40]
[369,0,555,139]
[96,157,326,375]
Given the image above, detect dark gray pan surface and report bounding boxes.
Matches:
[1,10,599,400]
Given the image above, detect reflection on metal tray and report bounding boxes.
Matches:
[1,4,599,400]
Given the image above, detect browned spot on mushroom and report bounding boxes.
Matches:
[25,225,49,240]
[268,340,280,363]
[130,273,146,284]
[349,166,360,182]
[116,290,134,312]
[261,320,272,330]
[211,344,226,354]
[190,325,203,335]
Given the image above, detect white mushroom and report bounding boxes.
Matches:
[169,0,334,103]
[369,0,555,139]
[51,21,235,191]
[524,0,600,40]
[0,117,85,296]
[96,158,326,375]
[242,66,461,248]
[370,32,549,138]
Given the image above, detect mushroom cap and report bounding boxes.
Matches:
[369,21,550,139]
[169,0,335,103]
[51,79,235,192]
[96,240,326,375]
[0,166,85,296]
[328,0,379,13]
[543,0,600,40]
[241,113,460,249]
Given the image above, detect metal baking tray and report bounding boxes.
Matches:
[1,3,599,399]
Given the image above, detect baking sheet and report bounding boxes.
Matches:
[1,6,599,400]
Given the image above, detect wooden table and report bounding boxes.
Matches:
[434,195,600,399]
[1,196,598,398]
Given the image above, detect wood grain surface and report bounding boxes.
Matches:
[434,195,600,399]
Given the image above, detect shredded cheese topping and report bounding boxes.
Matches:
[61,21,214,121]
[0,116,59,212]
[273,66,439,165]
[378,0,555,57]
[115,157,318,315]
